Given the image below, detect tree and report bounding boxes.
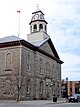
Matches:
[12,65,24,102]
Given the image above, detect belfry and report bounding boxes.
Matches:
[27,5,49,42]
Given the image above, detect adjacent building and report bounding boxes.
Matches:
[61,80,80,98]
[0,7,63,100]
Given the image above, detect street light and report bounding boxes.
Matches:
[66,77,68,98]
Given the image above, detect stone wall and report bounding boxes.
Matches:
[0,46,21,100]
[0,45,61,100]
[20,46,61,100]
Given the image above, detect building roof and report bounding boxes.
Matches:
[0,35,22,43]
[31,37,60,59]
[30,37,49,47]
[0,35,63,64]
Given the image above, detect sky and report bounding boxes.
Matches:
[0,0,80,81]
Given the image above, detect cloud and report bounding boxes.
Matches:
[60,53,80,70]
[62,71,80,81]
[60,52,80,81]
[46,0,80,80]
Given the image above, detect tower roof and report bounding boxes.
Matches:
[29,5,48,25]
[33,4,44,14]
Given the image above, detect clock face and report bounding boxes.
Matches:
[40,14,44,19]
[32,14,39,20]
[34,14,39,19]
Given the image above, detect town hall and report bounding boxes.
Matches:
[0,7,63,101]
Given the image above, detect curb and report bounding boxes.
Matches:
[19,100,67,105]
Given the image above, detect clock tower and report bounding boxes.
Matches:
[27,6,49,42]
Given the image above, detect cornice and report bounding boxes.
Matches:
[29,20,48,25]
[0,40,63,64]
[0,41,20,48]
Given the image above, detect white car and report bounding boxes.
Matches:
[68,94,80,102]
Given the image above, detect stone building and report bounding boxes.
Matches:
[0,7,63,100]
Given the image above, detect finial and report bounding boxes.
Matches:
[36,4,39,9]
[36,4,40,11]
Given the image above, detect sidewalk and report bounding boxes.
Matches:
[0,98,67,105]
[19,98,67,105]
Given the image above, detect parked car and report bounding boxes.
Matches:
[68,94,80,102]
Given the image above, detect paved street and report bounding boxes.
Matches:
[0,102,80,107]
[0,100,80,107]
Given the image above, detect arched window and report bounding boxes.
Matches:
[33,24,37,32]
[26,79,31,95]
[39,24,43,31]
[6,53,11,70]
[40,81,43,94]
[4,79,11,95]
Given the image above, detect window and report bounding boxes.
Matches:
[27,54,30,71]
[70,88,72,92]
[51,65,53,78]
[45,83,49,96]
[26,80,31,94]
[40,81,43,94]
[39,24,43,31]
[45,25,46,31]
[40,14,44,19]
[26,83,30,93]
[30,26,32,32]
[40,59,43,74]
[33,24,37,32]
[4,79,11,95]
[46,62,50,76]
[6,53,11,70]
[52,64,55,78]
[75,83,78,93]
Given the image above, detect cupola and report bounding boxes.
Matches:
[27,5,49,42]
[29,5,48,33]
